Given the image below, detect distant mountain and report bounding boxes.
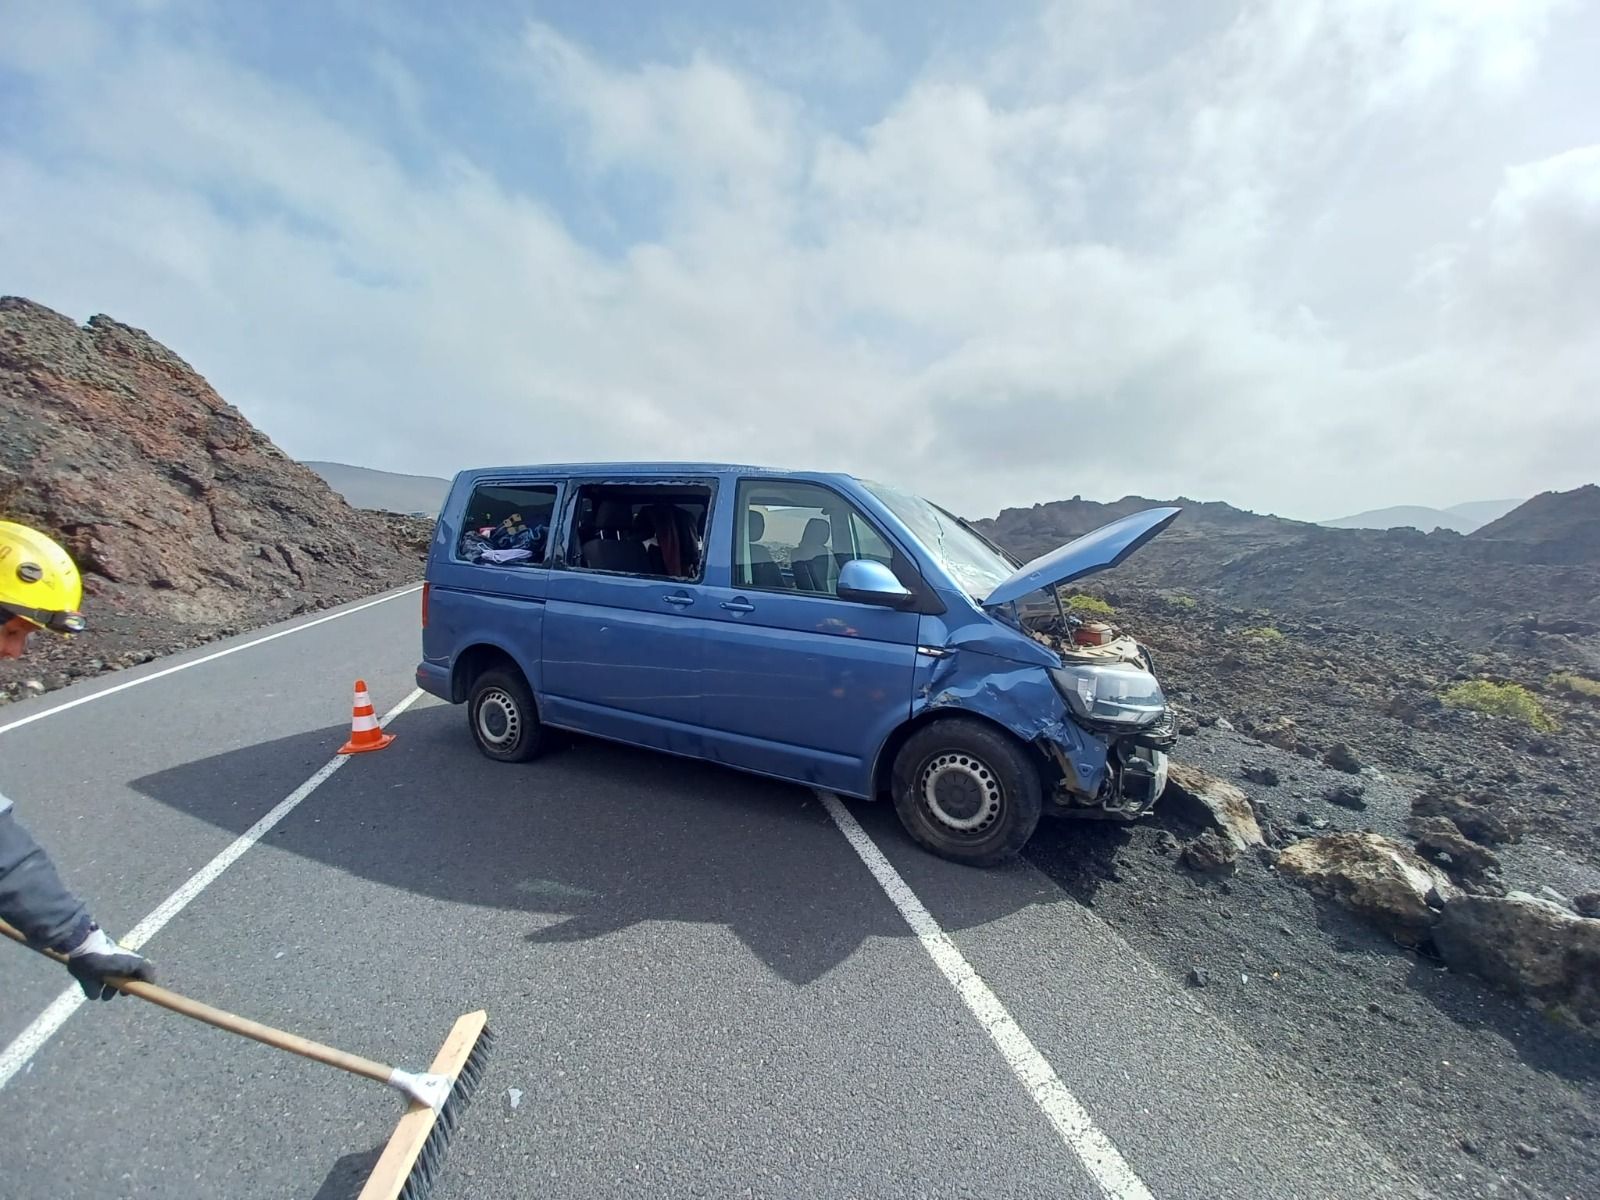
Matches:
[1322,505,1476,534]
[1320,499,1523,534]
[1442,498,1524,526]
[303,461,451,515]
[1470,485,1600,563]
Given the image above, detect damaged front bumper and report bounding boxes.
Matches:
[1040,708,1178,820]
[916,637,1178,821]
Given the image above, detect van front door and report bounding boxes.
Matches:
[541,479,716,756]
[696,478,920,796]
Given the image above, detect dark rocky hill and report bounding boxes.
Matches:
[1471,485,1600,564]
[974,490,1600,668]
[0,297,426,697]
[973,494,1303,561]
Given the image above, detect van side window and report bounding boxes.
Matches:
[457,483,558,566]
[735,481,896,596]
[849,513,895,568]
[567,483,712,580]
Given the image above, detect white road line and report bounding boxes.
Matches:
[0,585,422,737]
[818,791,1155,1200]
[0,688,425,1091]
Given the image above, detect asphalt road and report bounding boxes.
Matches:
[0,586,1436,1199]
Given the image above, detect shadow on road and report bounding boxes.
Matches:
[129,702,1104,986]
[310,1146,382,1200]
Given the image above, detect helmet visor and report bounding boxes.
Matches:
[0,603,86,634]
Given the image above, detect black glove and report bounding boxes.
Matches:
[62,924,155,1001]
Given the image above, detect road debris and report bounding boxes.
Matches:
[1277,832,1455,944]
[1433,892,1600,1030]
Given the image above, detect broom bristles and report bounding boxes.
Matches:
[397,1029,495,1200]
[359,1014,494,1200]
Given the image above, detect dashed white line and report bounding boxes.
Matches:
[0,688,425,1091]
[0,585,422,738]
[818,790,1155,1200]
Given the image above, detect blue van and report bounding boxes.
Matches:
[418,464,1179,865]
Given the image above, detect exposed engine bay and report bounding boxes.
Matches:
[1024,611,1177,819]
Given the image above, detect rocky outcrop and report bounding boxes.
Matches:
[1277,833,1455,944]
[1163,762,1264,851]
[1410,816,1503,884]
[0,297,422,628]
[1321,742,1363,774]
[1410,788,1523,846]
[0,297,428,699]
[1433,892,1600,1030]
[1181,829,1239,874]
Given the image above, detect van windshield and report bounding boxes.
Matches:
[862,481,1017,602]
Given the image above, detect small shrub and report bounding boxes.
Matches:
[1441,680,1557,731]
[1064,593,1115,616]
[1548,672,1600,702]
[1242,626,1285,643]
[1168,593,1198,609]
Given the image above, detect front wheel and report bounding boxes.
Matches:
[467,668,545,763]
[891,719,1042,866]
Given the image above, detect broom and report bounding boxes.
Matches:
[1,918,491,1200]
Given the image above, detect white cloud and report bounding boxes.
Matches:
[0,1,1595,523]
[523,22,800,205]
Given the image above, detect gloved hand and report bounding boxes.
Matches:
[62,924,154,1001]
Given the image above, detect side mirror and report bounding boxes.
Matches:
[836,559,914,608]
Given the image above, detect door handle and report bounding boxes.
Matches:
[720,598,755,613]
[663,593,695,607]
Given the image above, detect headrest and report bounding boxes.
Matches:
[747,510,765,540]
[639,503,675,531]
[594,500,633,532]
[798,517,832,550]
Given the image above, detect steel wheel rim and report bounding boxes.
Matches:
[920,752,1003,834]
[476,689,521,749]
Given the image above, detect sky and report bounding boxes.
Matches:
[1,1,1597,522]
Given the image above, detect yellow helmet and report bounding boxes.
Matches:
[0,521,87,633]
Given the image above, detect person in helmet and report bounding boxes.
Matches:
[0,520,154,1000]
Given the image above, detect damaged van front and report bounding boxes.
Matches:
[983,507,1182,819]
[862,484,1181,862]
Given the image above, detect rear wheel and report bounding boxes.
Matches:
[467,668,545,763]
[891,719,1042,866]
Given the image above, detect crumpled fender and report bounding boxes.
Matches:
[942,621,1060,667]
[913,649,1111,798]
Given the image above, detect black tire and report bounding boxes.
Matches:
[467,668,545,763]
[891,719,1042,866]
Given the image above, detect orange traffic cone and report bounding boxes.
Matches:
[338,679,395,755]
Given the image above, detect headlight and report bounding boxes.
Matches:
[1049,661,1167,727]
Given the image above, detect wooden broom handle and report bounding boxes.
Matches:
[0,918,397,1085]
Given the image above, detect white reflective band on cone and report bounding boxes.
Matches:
[350,714,379,732]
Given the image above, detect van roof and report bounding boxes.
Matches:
[459,462,857,481]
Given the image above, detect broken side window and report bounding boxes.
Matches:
[566,482,712,580]
[457,483,558,566]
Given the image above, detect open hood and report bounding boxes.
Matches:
[981,507,1181,609]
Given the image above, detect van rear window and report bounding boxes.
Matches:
[457,483,558,566]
